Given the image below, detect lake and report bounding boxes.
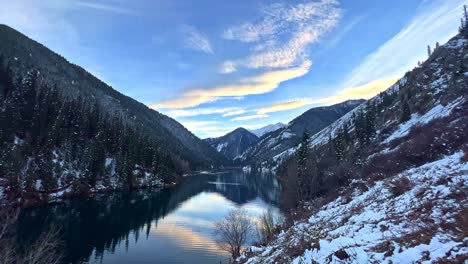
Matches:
[14,170,282,264]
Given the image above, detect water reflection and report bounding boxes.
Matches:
[15,170,281,264]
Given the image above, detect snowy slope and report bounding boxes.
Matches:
[240,152,468,263]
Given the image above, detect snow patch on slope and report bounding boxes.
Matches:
[384,97,464,143]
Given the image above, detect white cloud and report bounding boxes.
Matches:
[219,61,236,74]
[231,114,269,121]
[222,109,247,117]
[74,1,138,15]
[343,0,464,88]
[223,0,341,70]
[181,25,213,54]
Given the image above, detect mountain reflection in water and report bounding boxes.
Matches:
[15,170,282,264]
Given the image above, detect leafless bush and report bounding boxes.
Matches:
[214,209,255,259]
[256,208,283,245]
[0,207,63,264]
[388,176,413,197]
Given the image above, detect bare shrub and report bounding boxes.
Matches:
[256,208,283,245]
[0,207,62,264]
[388,176,413,196]
[214,209,255,259]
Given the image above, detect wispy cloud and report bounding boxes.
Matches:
[231,114,269,121]
[257,99,312,115]
[75,1,138,15]
[219,61,236,74]
[221,0,341,71]
[153,60,311,109]
[181,25,213,54]
[256,77,398,114]
[165,107,245,118]
[222,109,246,117]
[343,0,464,87]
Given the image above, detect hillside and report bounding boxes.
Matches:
[239,100,364,170]
[204,128,259,161]
[239,27,468,264]
[0,25,227,205]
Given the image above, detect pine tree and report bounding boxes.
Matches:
[400,100,411,123]
[296,131,310,200]
[427,45,432,57]
[334,130,345,163]
[435,42,440,49]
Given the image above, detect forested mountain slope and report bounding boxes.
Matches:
[239,100,364,170]
[204,128,259,161]
[239,25,468,264]
[0,24,227,205]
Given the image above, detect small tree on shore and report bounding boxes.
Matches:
[214,209,255,259]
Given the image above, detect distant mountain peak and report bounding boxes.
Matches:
[249,123,286,137]
[204,127,259,161]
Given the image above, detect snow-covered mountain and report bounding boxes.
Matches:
[239,100,364,170]
[204,128,259,161]
[239,26,468,264]
[249,123,285,137]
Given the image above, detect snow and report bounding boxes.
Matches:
[280,131,294,140]
[445,37,467,49]
[35,179,42,191]
[14,136,25,145]
[216,143,227,152]
[240,152,468,263]
[384,97,464,143]
[105,158,114,167]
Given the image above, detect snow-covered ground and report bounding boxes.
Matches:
[383,97,465,143]
[239,152,468,263]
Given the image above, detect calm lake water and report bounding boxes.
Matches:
[15,170,282,264]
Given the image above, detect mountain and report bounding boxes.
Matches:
[204,128,259,161]
[239,27,468,264]
[249,123,285,137]
[239,100,364,170]
[0,24,227,204]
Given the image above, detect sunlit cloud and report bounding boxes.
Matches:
[165,107,244,118]
[181,25,213,54]
[343,0,464,88]
[256,77,398,114]
[153,61,311,109]
[257,99,312,114]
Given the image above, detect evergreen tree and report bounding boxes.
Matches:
[296,131,310,200]
[400,100,411,123]
[333,130,345,163]
[427,45,432,57]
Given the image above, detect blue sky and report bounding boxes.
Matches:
[0,0,464,138]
